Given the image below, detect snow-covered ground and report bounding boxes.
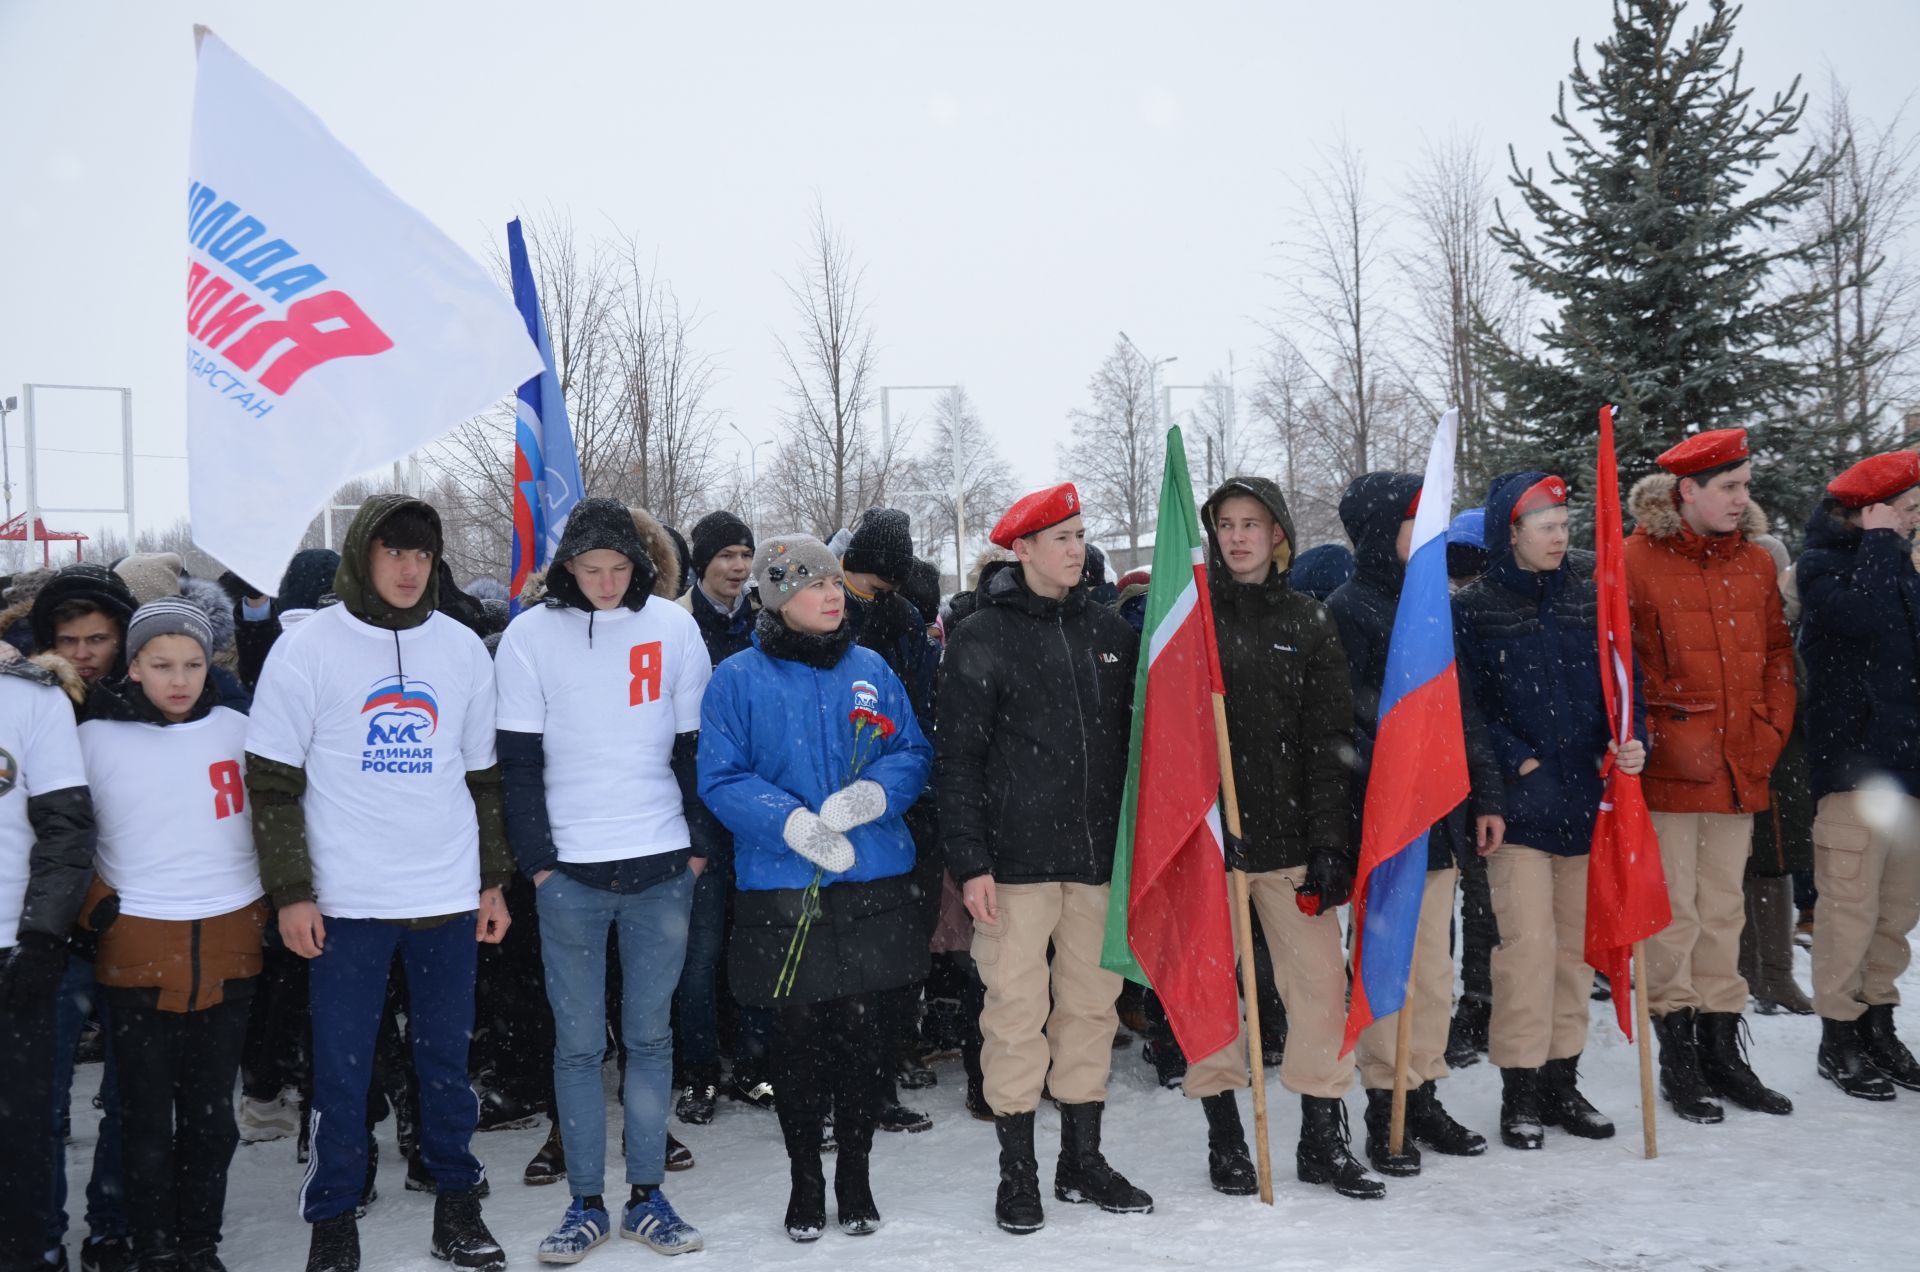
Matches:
[58,940,1919,1272]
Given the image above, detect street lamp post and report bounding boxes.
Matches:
[1118,331,1177,430]
[0,395,17,524]
[727,422,771,543]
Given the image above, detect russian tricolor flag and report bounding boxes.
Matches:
[1341,408,1471,1053]
[506,217,584,608]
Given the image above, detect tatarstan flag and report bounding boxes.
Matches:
[1100,427,1241,1062]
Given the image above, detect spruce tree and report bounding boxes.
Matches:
[1478,0,1842,528]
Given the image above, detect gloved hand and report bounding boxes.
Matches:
[782,808,856,875]
[1295,849,1355,917]
[0,931,69,1012]
[819,780,888,834]
[1223,829,1251,873]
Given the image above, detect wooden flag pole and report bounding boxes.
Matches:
[1633,940,1658,1159]
[1387,943,1419,1155]
[1213,694,1273,1205]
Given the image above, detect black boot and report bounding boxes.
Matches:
[964,1072,994,1121]
[429,1190,504,1271]
[1055,1101,1154,1213]
[834,1146,881,1236]
[777,1106,827,1241]
[1696,1012,1793,1114]
[1541,1055,1615,1139]
[1498,1067,1544,1150]
[993,1112,1045,1235]
[1295,1096,1385,1199]
[304,1214,358,1272]
[1818,1017,1896,1101]
[1750,875,1814,1015]
[675,1062,720,1125]
[1361,1088,1421,1177]
[1200,1092,1258,1195]
[523,1120,565,1186]
[1857,1005,1920,1090]
[1406,1081,1487,1157]
[1653,1009,1725,1124]
[1444,996,1490,1069]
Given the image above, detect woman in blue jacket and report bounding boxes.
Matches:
[697,534,933,1245]
[1453,471,1645,1153]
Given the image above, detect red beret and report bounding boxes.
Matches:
[1510,475,1568,523]
[1827,451,1920,508]
[990,483,1082,548]
[1657,428,1749,479]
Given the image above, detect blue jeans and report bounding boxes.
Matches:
[48,954,125,1252]
[674,866,772,1072]
[538,868,693,1195]
[303,919,483,1223]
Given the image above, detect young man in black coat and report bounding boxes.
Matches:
[939,484,1152,1235]
[1328,472,1502,1176]
[1177,476,1382,1201]
[1797,451,1920,1099]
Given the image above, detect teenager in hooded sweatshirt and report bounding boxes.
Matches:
[1328,472,1503,1178]
[671,509,778,1122]
[937,484,1154,1235]
[75,599,265,1271]
[244,495,512,1272]
[494,497,711,1262]
[0,651,98,1272]
[698,535,932,1243]
[1796,451,1920,1101]
[1452,472,1646,1151]
[1177,477,1381,1202]
[1623,429,1796,1124]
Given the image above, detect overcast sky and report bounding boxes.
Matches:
[2,0,1916,548]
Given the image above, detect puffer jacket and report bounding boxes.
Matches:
[1452,471,1643,857]
[937,564,1137,885]
[1202,476,1353,873]
[1795,500,1920,801]
[1624,473,1795,814]
[698,611,932,892]
[1328,472,1504,871]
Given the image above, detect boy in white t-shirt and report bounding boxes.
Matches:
[495,498,713,1263]
[76,599,265,1270]
[0,655,97,1272]
[244,496,511,1272]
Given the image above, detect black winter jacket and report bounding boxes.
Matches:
[1328,473,1503,872]
[1202,477,1354,874]
[938,565,1137,885]
[1795,504,1920,801]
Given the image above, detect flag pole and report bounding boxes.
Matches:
[1387,943,1419,1155]
[1634,940,1658,1159]
[1213,695,1273,1206]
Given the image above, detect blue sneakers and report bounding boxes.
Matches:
[538,1197,612,1264]
[623,1188,704,1255]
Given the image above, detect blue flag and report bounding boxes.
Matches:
[507,217,583,604]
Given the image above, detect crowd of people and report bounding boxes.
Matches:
[0,424,1917,1272]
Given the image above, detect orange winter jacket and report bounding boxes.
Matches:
[1623,474,1796,815]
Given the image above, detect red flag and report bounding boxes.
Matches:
[1585,405,1672,1039]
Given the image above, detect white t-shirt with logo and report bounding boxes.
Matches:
[246,605,497,919]
[79,706,264,921]
[0,674,89,948]
[495,601,710,863]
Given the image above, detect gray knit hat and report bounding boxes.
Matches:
[126,598,214,662]
[753,535,841,612]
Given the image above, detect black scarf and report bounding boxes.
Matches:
[82,674,219,726]
[756,607,854,670]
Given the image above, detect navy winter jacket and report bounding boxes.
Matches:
[1451,471,1643,856]
[1795,503,1920,801]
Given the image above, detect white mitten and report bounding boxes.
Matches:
[782,807,856,874]
[819,779,888,834]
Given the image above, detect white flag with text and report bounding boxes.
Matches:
[186,28,539,593]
